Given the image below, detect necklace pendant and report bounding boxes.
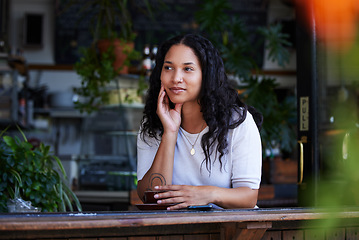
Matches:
[190,148,195,155]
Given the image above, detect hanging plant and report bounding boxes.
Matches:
[73,44,118,113]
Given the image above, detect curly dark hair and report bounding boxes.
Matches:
[140,34,262,171]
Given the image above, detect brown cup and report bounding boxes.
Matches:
[144,190,162,204]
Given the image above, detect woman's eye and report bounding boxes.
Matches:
[164,66,173,70]
[185,67,194,72]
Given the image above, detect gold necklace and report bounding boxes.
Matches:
[180,122,205,156]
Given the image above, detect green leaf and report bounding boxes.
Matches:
[32,181,41,191]
[63,182,82,212]
[53,156,67,179]
[195,0,230,34]
[56,182,66,212]
[3,136,16,149]
[34,194,41,204]
[0,125,10,138]
[15,124,28,142]
[9,169,22,186]
[258,23,292,67]
[7,186,15,199]
[62,190,73,212]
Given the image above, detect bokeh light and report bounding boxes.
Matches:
[296,0,359,52]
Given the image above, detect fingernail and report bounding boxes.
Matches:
[154,194,158,199]
[157,200,162,204]
[154,186,159,189]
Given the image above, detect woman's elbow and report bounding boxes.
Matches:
[243,188,259,208]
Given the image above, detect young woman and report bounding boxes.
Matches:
[137,34,263,210]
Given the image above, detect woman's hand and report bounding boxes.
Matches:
[153,185,259,210]
[153,185,214,210]
[157,84,183,133]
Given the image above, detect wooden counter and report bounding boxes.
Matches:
[1,207,359,240]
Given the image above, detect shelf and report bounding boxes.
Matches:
[102,103,145,109]
[74,190,129,203]
[34,103,144,118]
[34,108,89,118]
[28,64,73,71]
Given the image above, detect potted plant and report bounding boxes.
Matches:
[69,0,143,73]
[0,126,82,212]
[73,45,119,113]
[88,0,138,74]
[69,0,152,113]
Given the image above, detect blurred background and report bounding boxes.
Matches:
[0,0,358,211]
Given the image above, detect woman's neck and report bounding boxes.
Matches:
[181,102,206,134]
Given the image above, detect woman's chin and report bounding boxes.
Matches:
[168,97,185,105]
[172,101,185,105]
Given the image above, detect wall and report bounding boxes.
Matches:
[8,0,81,93]
[9,0,53,63]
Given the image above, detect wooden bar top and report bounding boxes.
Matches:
[1,207,359,229]
[1,207,359,240]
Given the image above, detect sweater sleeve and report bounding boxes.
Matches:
[136,131,160,181]
[230,112,262,189]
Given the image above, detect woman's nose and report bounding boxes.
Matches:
[173,70,183,83]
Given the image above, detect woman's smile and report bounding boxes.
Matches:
[169,87,186,94]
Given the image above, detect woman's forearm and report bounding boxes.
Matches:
[211,186,258,208]
[137,131,178,201]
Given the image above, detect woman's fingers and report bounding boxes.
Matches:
[154,185,211,210]
[157,86,166,107]
[156,86,182,133]
[154,185,192,203]
[167,203,188,211]
[157,86,170,119]
[154,186,183,204]
[155,185,181,191]
[163,91,169,106]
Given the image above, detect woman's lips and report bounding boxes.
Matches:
[169,87,185,94]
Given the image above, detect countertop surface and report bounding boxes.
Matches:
[2,207,359,240]
[2,207,359,228]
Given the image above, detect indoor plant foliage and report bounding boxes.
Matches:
[195,0,296,156]
[73,43,141,113]
[238,76,297,156]
[83,0,139,74]
[0,126,82,212]
[73,45,118,113]
[70,0,147,113]
[195,0,292,76]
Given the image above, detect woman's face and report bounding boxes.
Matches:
[160,44,202,105]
